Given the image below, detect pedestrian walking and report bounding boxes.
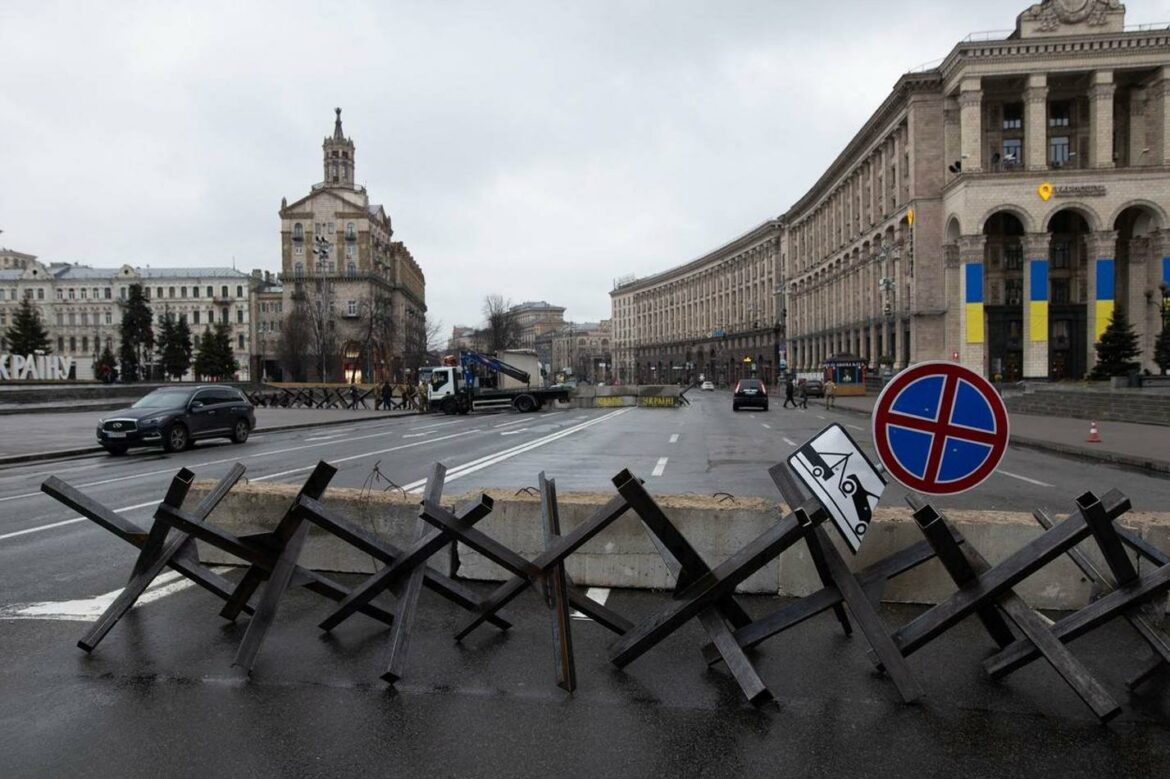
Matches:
[417,379,429,413]
[349,381,360,410]
[381,380,393,411]
[824,377,837,410]
[783,378,797,409]
[797,379,808,410]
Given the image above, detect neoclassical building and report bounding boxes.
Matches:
[278,109,427,382]
[611,221,783,385]
[613,1,1170,383]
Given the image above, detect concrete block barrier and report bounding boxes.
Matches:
[189,481,1170,613]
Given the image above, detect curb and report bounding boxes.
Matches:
[827,401,1170,477]
[0,411,422,468]
[0,402,129,416]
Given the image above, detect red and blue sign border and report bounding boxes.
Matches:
[871,361,1009,496]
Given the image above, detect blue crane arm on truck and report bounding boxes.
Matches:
[458,350,530,387]
[427,349,569,415]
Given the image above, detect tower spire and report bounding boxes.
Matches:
[322,108,356,187]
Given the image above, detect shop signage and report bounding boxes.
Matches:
[1054,184,1106,198]
[0,353,75,380]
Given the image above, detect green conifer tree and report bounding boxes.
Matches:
[1090,306,1141,379]
[4,297,52,355]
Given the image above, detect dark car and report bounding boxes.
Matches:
[732,378,768,411]
[96,386,255,455]
[803,379,825,398]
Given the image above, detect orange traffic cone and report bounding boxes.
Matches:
[1087,421,1101,444]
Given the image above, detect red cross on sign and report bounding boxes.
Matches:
[871,362,1009,496]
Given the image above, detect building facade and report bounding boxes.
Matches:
[0,259,256,380]
[278,109,427,383]
[612,1,1170,383]
[510,301,567,350]
[544,320,613,383]
[610,221,784,386]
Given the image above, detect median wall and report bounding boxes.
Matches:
[570,385,683,409]
[189,482,1170,613]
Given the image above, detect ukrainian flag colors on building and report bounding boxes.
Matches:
[1095,259,1115,340]
[965,263,984,344]
[1030,260,1048,342]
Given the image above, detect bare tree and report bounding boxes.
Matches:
[357,291,395,382]
[289,278,339,381]
[424,314,445,358]
[279,302,312,382]
[480,294,521,354]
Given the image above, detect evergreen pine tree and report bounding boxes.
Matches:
[193,326,215,380]
[212,321,240,378]
[94,345,118,382]
[156,313,193,380]
[155,313,175,380]
[1090,305,1141,379]
[1155,321,1170,376]
[173,316,193,378]
[4,297,52,355]
[119,284,154,382]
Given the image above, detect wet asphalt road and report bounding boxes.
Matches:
[2,392,1170,775]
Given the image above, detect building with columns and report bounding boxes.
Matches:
[613,1,1170,383]
[611,221,783,386]
[278,109,427,383]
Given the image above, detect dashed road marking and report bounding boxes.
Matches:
[846,423,864,432]
[669,434,680,444]
[762,423,772,430]
[998,470,1054,488]
[0,568,227,621]
[783,437,798,447]
[493,419,529,430]
[652,457,669,477]
[571,587,611,620]
[500,429,529,436]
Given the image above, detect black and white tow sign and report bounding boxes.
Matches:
[787,424,887,554]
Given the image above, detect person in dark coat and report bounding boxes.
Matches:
[783,378,797,409]
[381,381,393,410]
[797,379,808,410]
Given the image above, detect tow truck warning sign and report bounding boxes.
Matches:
[787,424,887,554]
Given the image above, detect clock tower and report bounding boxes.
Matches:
[323,107,356,187]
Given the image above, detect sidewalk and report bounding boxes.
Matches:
[0,406,418,466]
[827,394,1170,475]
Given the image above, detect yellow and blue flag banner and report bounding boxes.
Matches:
[965,263,984,344]
[1095,259,1115,341]
[1029,260,1048,341]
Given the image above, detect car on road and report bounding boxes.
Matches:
[732,378,768,411]
[97,386,255,456]
[803,379,825,398]
[700,380,715,391]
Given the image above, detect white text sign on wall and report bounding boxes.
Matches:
[0,354,75,380]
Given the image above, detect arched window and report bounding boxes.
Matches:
[293,223,304,241]
[345,222,356,241]
[347,262,357,277]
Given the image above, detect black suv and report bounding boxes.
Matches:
[97,386,256,455]
[732,378,768,411]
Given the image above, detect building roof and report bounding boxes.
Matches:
[51,265,252,280]
[0,270,22,280]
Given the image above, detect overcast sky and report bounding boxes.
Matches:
[3,1,1167,331]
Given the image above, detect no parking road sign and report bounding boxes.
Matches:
[788,424,887,554]
[872,361,1009,496]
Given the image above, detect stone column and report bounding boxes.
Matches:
[1024,74,1048,171]
[1089,71,1116,169]
[1085,230,1119,373]
[959,78,983,173]
[1022,233,1051,380]
[957,235,987,376]
[1128,87,1148,167]
[1124,235,1150,369]
[944,97,961,181]
[1158,66,1170,167]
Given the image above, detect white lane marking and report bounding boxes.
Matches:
[0,568,227,621]
[652,457,669,477]
[783,437,798,447]
[500,429,529,437]
[571,587,612,620]
[762,423,772,430]
[998,470,1054,488]
[410,420,464,431]
[0,419,428,504]
[400,409,633,493]
[669,434,680,444]
[304,433,346,442]
[493,419,529,430]
[816,415,826,420]
[846,424,864,432]
[249,428,484,485]
[0,499,159,542]
[402,433,429,439]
